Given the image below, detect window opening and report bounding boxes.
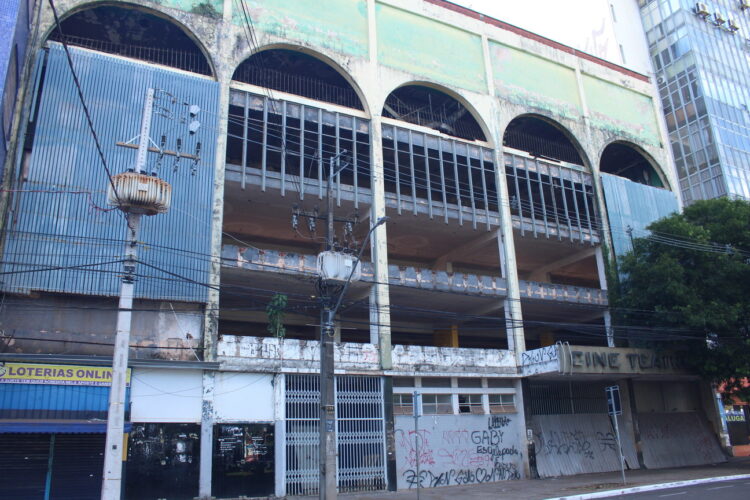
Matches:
[489,394,516,413]
[422,394,453,415]
[503,116,583,165]
[232,49,363,110]
[601,142,664,187]
[383,85,485,141]
[47,6,211,75]
[458,394,484,414]
[393,393,414,415]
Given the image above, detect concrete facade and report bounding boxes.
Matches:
[0,1,725,499]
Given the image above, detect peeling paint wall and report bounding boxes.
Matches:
[582,73,660,145]
[490,41,582,120]
[376,2,486,93]
[394,414,524,489]
[159,0,223,18]
[234,0,369,57]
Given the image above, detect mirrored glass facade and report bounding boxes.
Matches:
[638,0,750,202]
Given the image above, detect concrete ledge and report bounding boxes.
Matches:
[546,473,750,499]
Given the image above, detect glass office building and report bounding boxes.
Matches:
[638,0,750,202]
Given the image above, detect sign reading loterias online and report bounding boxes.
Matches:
[0,362,130,387]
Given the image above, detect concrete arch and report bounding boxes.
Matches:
[40,1,217,78]
[230,43,371,117]
[380,81,493,146]
[599,140,672,190]
[502,112,592,171]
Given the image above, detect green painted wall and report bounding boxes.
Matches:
[490,41,581,120]
[376,3,486,93]
[160,0,224,19]
[582,74,660,145]
[231,0,369,58]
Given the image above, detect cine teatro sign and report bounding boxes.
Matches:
[558,346,686,375]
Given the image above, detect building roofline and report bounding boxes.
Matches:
[426,0,651,83]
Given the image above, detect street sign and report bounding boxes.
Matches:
[606,385,622,416]
[604,385,626,486]
[413,391,422,417]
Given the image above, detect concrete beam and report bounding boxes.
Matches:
[528,247,596,281]
[431,230,498,269]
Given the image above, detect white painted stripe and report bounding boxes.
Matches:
[658,492,686,497]
[544,473,750,500]
[705,485,734,490]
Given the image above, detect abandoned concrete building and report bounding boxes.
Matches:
[0,1,730,499]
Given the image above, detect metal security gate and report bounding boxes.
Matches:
[285,374,386,495]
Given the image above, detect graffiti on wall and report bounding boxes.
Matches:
[395,414,523,489]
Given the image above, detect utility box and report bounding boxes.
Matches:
[317,251,361,282]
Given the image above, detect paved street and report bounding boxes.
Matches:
[622,477,750,499]
[321,458,750,500]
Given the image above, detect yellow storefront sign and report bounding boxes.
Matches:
[0,362,130,387]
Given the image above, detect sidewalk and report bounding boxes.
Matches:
[328,458,750,500]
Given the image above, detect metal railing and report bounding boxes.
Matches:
[47,34,212,75]
[233,64,363,110]
[505,150,600,243]
[382,124,498,228]
[226,90,372,208]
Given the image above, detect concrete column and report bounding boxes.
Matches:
[199,371,215,499]
[198,2,233,496]
[274,373,287,497]
[369,115,393,369]
[625,379,645,468]
[595,247,615,347]
[366,0,392,370]
[514,378,531,478]
[492,145,525,354]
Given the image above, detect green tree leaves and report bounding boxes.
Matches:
[613,198,750,398]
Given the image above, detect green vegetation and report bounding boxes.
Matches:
[612,198,750,399]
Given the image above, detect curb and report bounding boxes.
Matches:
[544,473,750,500]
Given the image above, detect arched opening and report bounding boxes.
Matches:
[47,4,212,75]
[600,142,664,188]
[232,49,364,110]
[383,85,486,142]
[503,115,584,166]
[503,115,598,245]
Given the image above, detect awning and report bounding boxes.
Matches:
[0,420,132,433]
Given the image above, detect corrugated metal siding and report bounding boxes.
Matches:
[600,173,679,257]
[0,383,129,419]
[638,412,726,468]
[1,43,218,302]
[530,413,639,477]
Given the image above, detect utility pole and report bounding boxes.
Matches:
[319,154,338,500]
[101,88,200,500]
[294,151,387,500]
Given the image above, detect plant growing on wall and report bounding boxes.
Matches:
[266,293,288,338]
[611,198,750,400]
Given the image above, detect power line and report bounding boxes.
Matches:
[46,0,122,208]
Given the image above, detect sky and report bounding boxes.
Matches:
[450,0,622,64]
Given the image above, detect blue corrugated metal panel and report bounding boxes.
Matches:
[0,384,129,412]
[1,44,218,302]
[0,422,131,433]
[601,173,679,257]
